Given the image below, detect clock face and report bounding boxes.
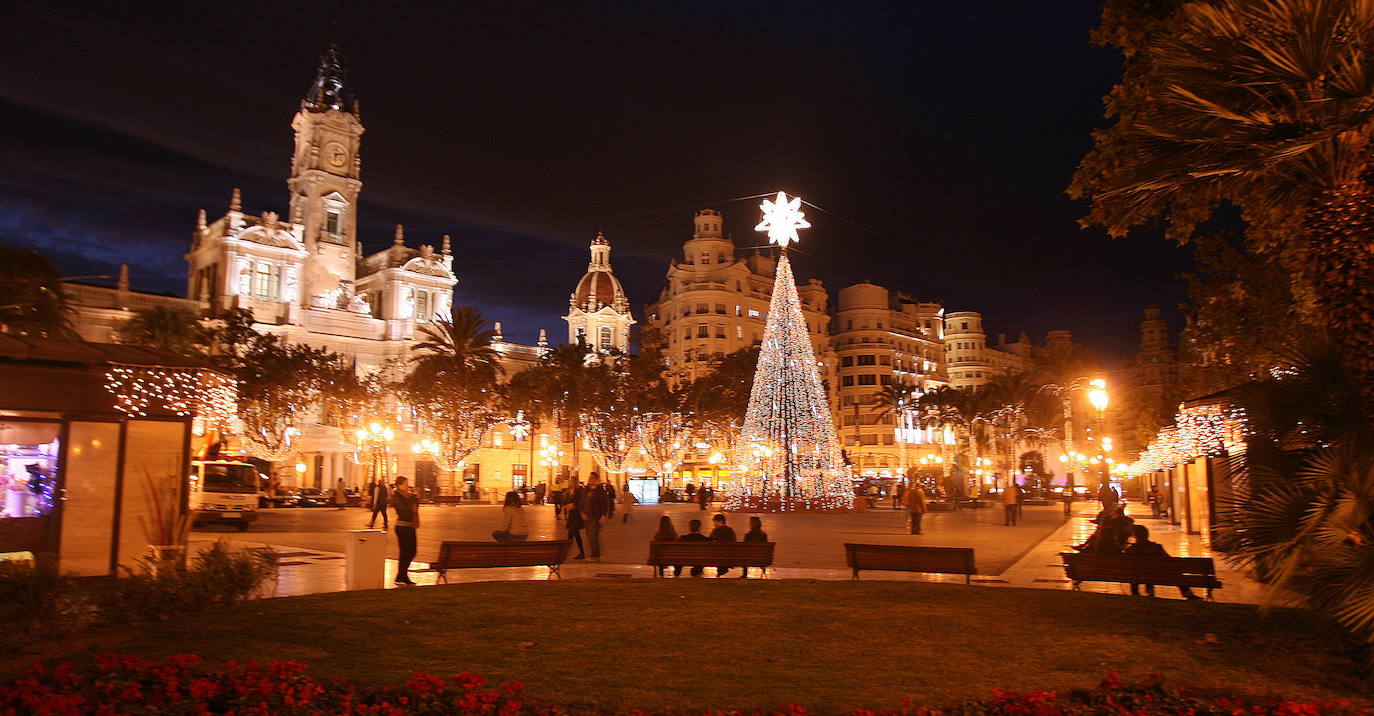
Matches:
[325,142,348,168]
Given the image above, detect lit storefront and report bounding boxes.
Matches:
[0,336,231,575]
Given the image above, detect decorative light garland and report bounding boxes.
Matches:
[104,363,238,429]
[1129,402,1247,475]
[725,192,854,513]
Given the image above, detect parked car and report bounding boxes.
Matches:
[267,490,301,508]
[296,487,330,507]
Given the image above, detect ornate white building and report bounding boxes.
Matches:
[564,233,633,352]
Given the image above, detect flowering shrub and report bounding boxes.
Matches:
[1,661,1366,715]
[0,654,548,715]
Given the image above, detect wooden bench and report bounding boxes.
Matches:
[431,540,571,582]
[1060,553,1222,599]
[844,543,978,583]
[646,541,775,577]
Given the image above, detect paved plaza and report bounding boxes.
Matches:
[190,500,1268,604]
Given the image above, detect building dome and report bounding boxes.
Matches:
[573,269,625,310]
[569,233,627,312]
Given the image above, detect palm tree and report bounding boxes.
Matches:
[402,306,505,476]
[873,383,919,475]
[117,305,201,354]
[1073,0,1374,402]
[411,306,504,388]
[0,246,75,338]
[1211,334,1374,664]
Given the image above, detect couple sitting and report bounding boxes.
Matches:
[653,513,768,577]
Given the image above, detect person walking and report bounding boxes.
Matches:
[697,484,709,511]
[1002,480,1020,526]
[741,516,768,578]
[367,477,390,529]
[492,490,530,542]
[619,485,636,522]
[563,481,586,559]
[1147,485,1163,519]
[581,472,610,562]
[535,482,547,506]
[391,476,419,586]
[708,513,737,577]
[333,480,348,510]
[651,515,678,576]
[904,484,928,534]
[676,518,709,577]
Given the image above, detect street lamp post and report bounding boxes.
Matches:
[354,422,394,491]
[1087,379,1110,492]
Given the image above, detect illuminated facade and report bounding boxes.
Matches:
[943,311,1033,389]
[63,48,589,500]
[644,209,833,385]
[831,282,950,476]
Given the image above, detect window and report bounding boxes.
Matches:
[599,326,613,349]
[715,324,725,338]
[735,305,742,317]
[577,326,587,341]
[697,324,709,338]
[715,304,726,315]
[680,305,690,317]
[747,309,761,318]
[325,208,342,235]
[846,320,854,330]
[961,321,969,330]
[253,262,275,300]
[880,375,893,385]
[881,355,892,366]
[841,375,855,387]
[735,326,743,340]
[512,464,528,490]
[858,374,877,386]
[700,251,711,265]
[696,303,709,314]
[841,356,854,368]
[415,291,429,322]
[860,434,878,445]
[683,327,692,341]
[858,355,876,366]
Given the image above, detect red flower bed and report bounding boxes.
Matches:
[0,657,1365,715]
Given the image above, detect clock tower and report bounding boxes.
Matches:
[287,45,365,302]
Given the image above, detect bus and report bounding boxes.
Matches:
[190,460,260,531]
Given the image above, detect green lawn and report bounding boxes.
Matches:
[12,580,1366,713]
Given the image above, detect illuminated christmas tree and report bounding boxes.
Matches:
[726,192,854,512]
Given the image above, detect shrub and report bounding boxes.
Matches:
[0,542,276,648]
[1,661,1366,716]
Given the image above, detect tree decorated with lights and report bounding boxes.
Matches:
[725,192,853,512]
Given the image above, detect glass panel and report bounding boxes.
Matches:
[0,421,60,519]
[60,422,119,576]
[119,421,187,565]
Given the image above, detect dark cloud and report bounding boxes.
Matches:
[0,2,1191,363]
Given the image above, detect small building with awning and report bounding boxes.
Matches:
[0,335,234,575]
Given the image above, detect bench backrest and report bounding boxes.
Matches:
[844,543,977,575]
[647,541,775,567]
[434,540,571,569]
[1061,553,1220,587]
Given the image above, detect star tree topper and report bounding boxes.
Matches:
[755,191,810,248]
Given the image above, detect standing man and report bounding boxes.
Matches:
[1002,479,1021,526]
[333,480,348,510]
[904,483,928,535]
[391,476,419,586]
[1147,485,1163,519]
[697,483,709,511]
[581,472,610,562]
[367,476,390,529]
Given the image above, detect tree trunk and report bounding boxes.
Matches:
[1305,182,1374,404]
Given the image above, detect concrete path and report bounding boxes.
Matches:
[189,502,1269,604]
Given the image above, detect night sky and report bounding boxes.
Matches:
[0,2,1192,364]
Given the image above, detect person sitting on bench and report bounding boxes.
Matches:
[491,491,529,542]
[1124,524,1201,600]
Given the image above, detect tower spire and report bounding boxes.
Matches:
[229,187,241,213]
[302,44,358,114]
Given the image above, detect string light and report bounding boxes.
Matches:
[104,363,237,428]
[725,192,854,513]
[1129,402,1247,475]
